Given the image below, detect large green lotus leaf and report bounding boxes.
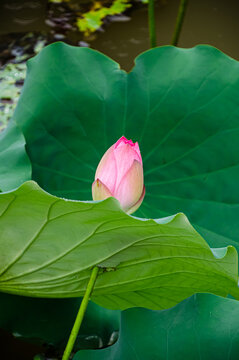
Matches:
[74,294,239,360]
[0,121,31,192]
[0,293,119,350]
[0,181,238,310]
[12,42,239,251]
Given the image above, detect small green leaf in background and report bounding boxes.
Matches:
[77,0,131,35]
[74,294,239,360]
[0,181,238,310]
[0,121,31,192]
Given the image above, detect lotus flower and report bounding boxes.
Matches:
[92,136,145,214]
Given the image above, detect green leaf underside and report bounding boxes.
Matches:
[74,294,239,360]
[12,42,239,254]
[0,121,31,192]
[0,181,238,310]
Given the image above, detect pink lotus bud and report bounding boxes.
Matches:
[92,136,145,214]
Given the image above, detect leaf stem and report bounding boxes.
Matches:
[171,0,189,46]
[148,0,157,48]
[62,266,100,360]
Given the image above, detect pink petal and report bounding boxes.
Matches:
[114,136,142,163]
[92,179,113,201]
[114,136,128,148]
[134,142,142,165]
[115,136,135,148]
[127,185,145,214]
[114,142,142,189]
[115,160,144,212]
[95,145,117,194]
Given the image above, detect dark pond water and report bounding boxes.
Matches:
[0,328,45,360]
[0,0,239,71]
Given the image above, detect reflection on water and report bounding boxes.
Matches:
[0,0,47,33]
[4,0,42,10]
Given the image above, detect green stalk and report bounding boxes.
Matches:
[171,0,189,46]
[62,266,100,360]
[148,0,157,48]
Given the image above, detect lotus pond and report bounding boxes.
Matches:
[1,1,239,360]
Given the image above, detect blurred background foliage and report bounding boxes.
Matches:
[0,0,140,130]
